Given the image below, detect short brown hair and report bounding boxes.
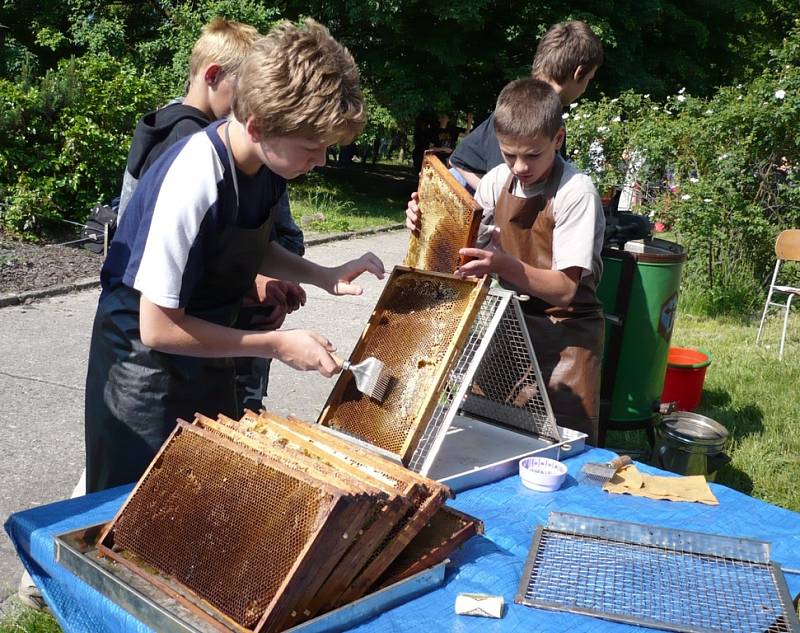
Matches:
[232,19,365,145]
[532,20,603,83]
[189,17,260,78]
[494,78,563,140]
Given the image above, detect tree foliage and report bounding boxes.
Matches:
[568,19,800,315]
[0,0,796,243]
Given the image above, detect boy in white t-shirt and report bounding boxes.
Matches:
[407,78,605,444]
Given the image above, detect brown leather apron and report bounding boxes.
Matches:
[493,160,604,444]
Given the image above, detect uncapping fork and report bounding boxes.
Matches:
[332,354,392,403]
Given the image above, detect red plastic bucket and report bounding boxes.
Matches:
[660,347,712,412]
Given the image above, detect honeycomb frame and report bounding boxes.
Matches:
[404,152,482,273]
[317,266,487,464]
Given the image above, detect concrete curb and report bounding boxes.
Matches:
[0,224,406,309]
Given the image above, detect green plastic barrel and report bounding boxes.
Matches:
[597,238,687,424]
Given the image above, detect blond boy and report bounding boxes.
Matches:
[84,19,382,493]
[118,17,260,217]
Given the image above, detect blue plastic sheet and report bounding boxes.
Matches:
[6,447,800,633]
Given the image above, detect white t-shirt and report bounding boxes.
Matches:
[473,155,605,281]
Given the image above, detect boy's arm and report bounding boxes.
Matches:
[139,297,340,376]
[459,169,597,308]
[457,230,582,308]
[453,167,482,191]
[258,240,385,296]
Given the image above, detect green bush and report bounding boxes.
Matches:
[0,54,164,239]
[569,20,800,315]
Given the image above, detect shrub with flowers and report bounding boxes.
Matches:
[569,20,800,315]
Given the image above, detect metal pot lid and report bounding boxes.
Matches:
[660,411,728,448]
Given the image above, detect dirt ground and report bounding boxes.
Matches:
[0,232,102,296]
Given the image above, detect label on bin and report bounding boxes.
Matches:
[659,293,678,340]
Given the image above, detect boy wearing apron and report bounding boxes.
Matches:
[84,20,384,493]
[407,78,604,444]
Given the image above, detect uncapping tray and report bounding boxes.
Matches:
[55,524,447,633]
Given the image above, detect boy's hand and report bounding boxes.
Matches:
[243,275,290,330]
[327,252,385,296]
[283,281,307,313]
[272,329,340,377]
[455,227,508,278]
[406,192,421,234]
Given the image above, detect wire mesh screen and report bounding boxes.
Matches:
[517,513,800,633]
[408,292,504,472]
[404,153,482,273]
[461,296,560,442]
[319,268,486,462]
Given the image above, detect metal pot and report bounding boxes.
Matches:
[655,411,730,481]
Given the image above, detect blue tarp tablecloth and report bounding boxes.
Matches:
[6,447,800,633]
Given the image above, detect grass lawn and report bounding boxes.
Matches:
[0,608,60,633]
[609,309,800,512]
[288,162,415,234]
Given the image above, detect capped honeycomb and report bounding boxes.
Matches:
[404,152,482,273]
[98,422,355,631]
[318,267,487,462]
[97,410,461,632]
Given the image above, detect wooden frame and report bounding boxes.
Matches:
[317,266,488,464]
[404,152,482,273]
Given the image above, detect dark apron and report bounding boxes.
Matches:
[494,159,604,445]
[84,124,274,492]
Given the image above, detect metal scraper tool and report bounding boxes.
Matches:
[333,354,392,403]
[581,455,632,486]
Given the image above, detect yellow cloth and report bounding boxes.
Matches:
[603,464,719,505]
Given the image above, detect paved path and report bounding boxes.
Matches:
[0,229,409,600]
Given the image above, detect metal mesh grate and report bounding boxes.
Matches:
[404,153,481,273]
[462,296,559,442]
[517,513,800,633]
[108,423,337,629]
[320,269,485,460]
[408,292,503,472]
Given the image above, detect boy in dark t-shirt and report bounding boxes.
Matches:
[449,21,603,192]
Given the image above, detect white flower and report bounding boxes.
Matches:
[703,198,712,203]
[583,113,591,119]
[705,109,714,115]
[610,98,618,103]
[570,102,578,109]
[612,116,621,123]
[596,125,609,133]
[644,94,650,99]
[681,194,692,201]
[737,95,743,100]
[652,106,660,111]
[676,95,686,102]
[562,112,570,120]
[775,89,786,100]
[678,87,686,94]
[572,149,579,155]
[689,177,699,183]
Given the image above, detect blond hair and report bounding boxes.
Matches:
[189,17,260,78]
[494,79,563,140]
[232,19,365,145]
[532,20,603,83]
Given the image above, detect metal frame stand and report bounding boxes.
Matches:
[408,287,562,476]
